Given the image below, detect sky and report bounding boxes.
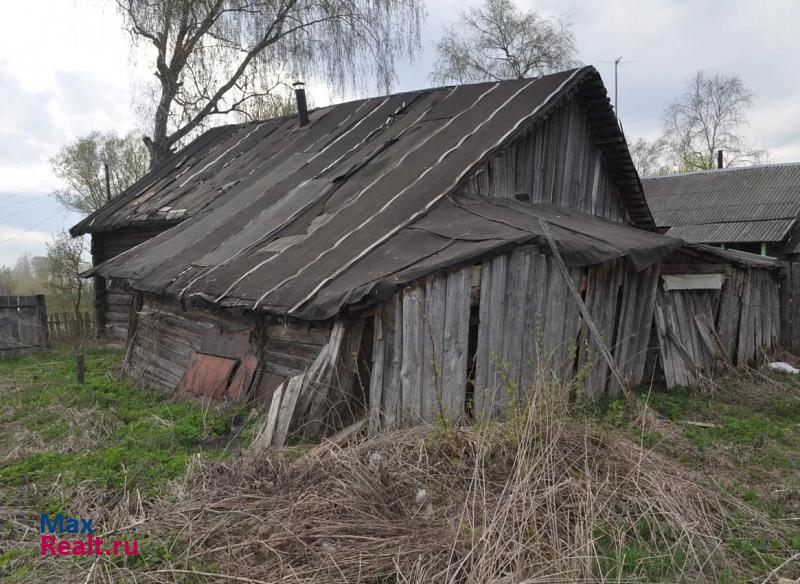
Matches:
[1,0,799,266]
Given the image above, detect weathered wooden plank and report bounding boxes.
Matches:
[474,262,491,418]
[558,265,584,387]
[717,273,741,362]
[542,254,570,384]
[300,319,349,440]
[441,267,471,421]
[737,271,755,365]
[421,274,447,422]
[500,251,531,406]
[368,309,386,434]
[598,260,624,395]
[485,255,509,417]
[613,263,640,381]
[580,262,603,397]
[400,285,424,426]
[631,265,660,384]
[382,298,402,430]
[272,375,306,447]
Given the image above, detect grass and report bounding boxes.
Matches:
[587,373,800,579]
[2,349,800,582]
[0,349,248,496]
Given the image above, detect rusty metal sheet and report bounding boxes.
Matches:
[228,354,259,401]
[176,352,238,399]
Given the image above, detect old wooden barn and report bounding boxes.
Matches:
[73,66,788,444]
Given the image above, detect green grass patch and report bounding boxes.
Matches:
[0,348,248,494]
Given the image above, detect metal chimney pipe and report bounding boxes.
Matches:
[293,81,309,127]
[717,150,723,169]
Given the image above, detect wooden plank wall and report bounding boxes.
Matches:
[368,253,659,431]
[0,295,49,357]
[779,261,800,354]
[464,97,627,224]
[128,296,329,392]
[368,267,472,430]
[654,266,781,388]
[92,226,171,342]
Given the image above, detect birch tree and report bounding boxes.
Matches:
[661,71,765,170]
[430,0,576,84]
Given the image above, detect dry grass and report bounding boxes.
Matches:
[6,382,786,584]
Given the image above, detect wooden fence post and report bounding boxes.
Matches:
[76,354,85,384]
[36,295,49,348]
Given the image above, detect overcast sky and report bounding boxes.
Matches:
[1,0,798,266]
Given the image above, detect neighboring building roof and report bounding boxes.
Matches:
[666,219,795,244]
[93,194,679,320]
[72,66,653,238]
[642,163,800,245]
[689,244,782,269]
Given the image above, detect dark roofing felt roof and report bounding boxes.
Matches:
[642,163,800,246]
[80,67,674,320]
[72,66,652,238]
[94,193,679,320]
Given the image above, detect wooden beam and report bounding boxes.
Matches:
[539,218,633,401]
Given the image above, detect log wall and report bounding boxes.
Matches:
[464,97,628,223]
[91,227,171,342]
[127,295,330,400]
[368,251,660,431]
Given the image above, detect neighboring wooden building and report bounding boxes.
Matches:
[652,246,781,388]
[642,163,800,258]
[642,164,800,353]
[75,66,784,444]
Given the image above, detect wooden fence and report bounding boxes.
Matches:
[0,295,49,357]
[48,312,96,344]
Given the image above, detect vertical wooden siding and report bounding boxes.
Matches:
[654,267,781,388]
[370,268,472,429]
[463,98,627,224]
[368,252,660,431]
[780,261,800,354]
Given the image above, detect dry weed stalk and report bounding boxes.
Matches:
[3,375,785,583]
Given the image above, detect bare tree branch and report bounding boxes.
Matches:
[117,0,424,169]
[430,0,577,84]
[661,71,766,171]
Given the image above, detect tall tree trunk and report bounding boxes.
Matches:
[145,76,180,170]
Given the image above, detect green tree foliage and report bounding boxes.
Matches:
[44,232,88,318]
[51,131,149,215]
[430,0,577,84]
